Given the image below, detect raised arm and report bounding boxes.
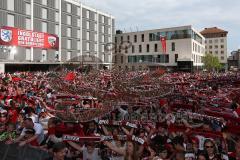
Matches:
[103,141,125,156]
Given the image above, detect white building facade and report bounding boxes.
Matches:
[114,25,205,71]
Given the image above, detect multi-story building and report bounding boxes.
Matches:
[200,27,228,65]
[114,25,205,72]
[228,49,240,70]
[0,0,115,72]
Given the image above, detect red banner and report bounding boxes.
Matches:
[160,36,167,53]
[0,26,59,50]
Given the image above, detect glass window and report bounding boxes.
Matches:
[175,54,178,63]
[215,51,218,54]
[26,18,31,30]
[25,3,31,15]
[86,21,90,30]
[67,52,71,60]
[94,43,97,51]
[42,0,47,5]
[77,7,81,15]
[221,56,224,60]
[221,51,224,54]
[209,45,212,49]
[7,0,14,11]
[172,42,175,51]
[102,26,105,33]
[146,44,149,52]
[209,40,212,43]
[86,10,90,19]
[55,25,59,35]
[132,45,135,53]
[94,34,97,41]
[67,3,71,13]
[77,41,81,50]
[55,12,59,22]
[77,30,80,39]
[67,15,71,25]
[67,28,71,37]
[127,36,130,41]
[94,23,97,31]
[102,16,105,23]
[221,39,224,43]
[87,32,90,40]
[77,19,81,27]
[102,54,105,62]
[134,35,137,43]
[42,8,48,19]
[55,0,59,9]
[86,42,90,51]
[102,45,105,52]
[155,44,158,52]
[42,22,47,32]
[67,40,71,49]
[7,14,14,27]
[94,13,97,21]
[214,39,218,43]
[215,45,218,49]
[139,45,142,53]
[141,34,144,42]
[26,48,31,61]
[102,35,104,42]
[221,45,224,49]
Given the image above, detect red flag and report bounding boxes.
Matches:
[64,72,76,81]
[160,36,167,53]
[12,77,22,82]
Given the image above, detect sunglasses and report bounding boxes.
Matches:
[205,145,214,148]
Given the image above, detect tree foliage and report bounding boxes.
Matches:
[202,54,222,71]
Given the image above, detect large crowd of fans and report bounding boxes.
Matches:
[0,70,240,160]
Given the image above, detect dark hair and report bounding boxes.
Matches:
[196,151,209,160]
[52,142,66,153]
[24,117,33,122]
[203,139,218,154]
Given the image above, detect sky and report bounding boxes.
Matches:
[82,0,240,53]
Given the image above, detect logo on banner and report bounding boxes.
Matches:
[48,36,57,47]
[1,29,12,42]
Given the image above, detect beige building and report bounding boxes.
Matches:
[200,27,228,65]
[113,25,205,72]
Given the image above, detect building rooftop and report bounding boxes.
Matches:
[200,27,228,35]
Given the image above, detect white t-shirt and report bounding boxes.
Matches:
[82,147,101,160]
[21,123,45,144]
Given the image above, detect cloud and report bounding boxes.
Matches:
[83,0,240,52]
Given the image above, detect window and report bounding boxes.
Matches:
[102,26,105,33]
[108,18,111,25]
[154,44,158,52]
[25,3,31,15]
[67,28,71,37]
[67,15,71,25]
[125,46,128,54]
[120,36,123,43]
[175,54,178,63]
[94,44,97,51]
[121,56,123,64]
[94,34,97,41]
[42,50,47,61]
[127,36,130,42]
[209,40,212,43]
[102,16,105,23]
[221,39,224,43]
[55,25,59,35]
[221,51,224,54]
[86,32,90,40]
[67,40,71,49]
[77,41,81,50]
[86,10,90,19]
[221,45,224,49]
[67,52,71,60]
[141,34,144,42]
[86,21,90,30]
[94,23,97,31]
[134,35,137,43]
[55,0,59,9]
[26,48,31,61]
[102,54,105,62]
[132,45,135,53]
[67,3,71,13]
[209,45,212,49]
[42,8,48,19]
[86,42,90,51]
[42,0,47,5]
[101,35,104,42]
[209,51,212,54]
[25,18,31,30]
[146,44,149,52]
[139,45,142,53]
[94,13,97,21]
[77,7,81,15]
[42,22,47,32]
[77,30,80,39]
[108,27,111,34]
[215,51,218,54]
[214,39,218,43]
[215,45,218,49]
[102,45,105,52]
[221,56,224,60]
[55,12,59,22]
[77,19,81,27]
[193,42,195,51]
[172,42,175,51]
[7,0,14,11]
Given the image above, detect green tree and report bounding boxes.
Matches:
[202,53,222,71]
